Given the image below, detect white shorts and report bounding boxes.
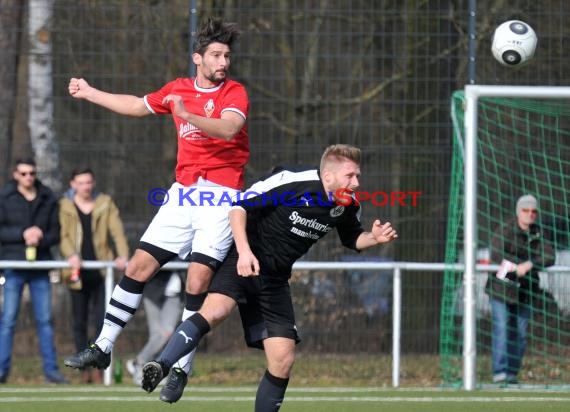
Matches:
[140,180,237,262]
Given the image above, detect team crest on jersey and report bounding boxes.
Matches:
[204,99,215,118]
[330,205,344,217]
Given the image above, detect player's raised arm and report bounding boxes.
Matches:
[68,77,150,117]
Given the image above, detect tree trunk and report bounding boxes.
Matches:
[0,0,23,184]
[28,0,61,193]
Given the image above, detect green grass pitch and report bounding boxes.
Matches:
[1,385,570,412]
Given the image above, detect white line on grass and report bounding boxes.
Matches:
[4,386,569,393]
[1,396,570,403]
[0,386,382,393]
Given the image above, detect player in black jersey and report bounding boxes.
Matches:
[142,144,398,409]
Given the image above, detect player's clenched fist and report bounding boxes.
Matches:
[68,78,91,99]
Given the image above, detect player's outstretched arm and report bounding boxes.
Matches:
[68,77,150,117]
[355,219,398,250]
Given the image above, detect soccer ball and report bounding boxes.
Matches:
[491,20,537,66]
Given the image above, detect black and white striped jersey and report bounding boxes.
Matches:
[232,166,364,278]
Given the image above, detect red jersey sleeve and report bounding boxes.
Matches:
[143,80,177,114]
[220,81,249,120]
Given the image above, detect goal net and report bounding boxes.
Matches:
[441,87,570,388]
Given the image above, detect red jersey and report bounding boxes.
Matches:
[144,78,249,189]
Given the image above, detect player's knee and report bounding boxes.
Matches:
[269,350,295,377]
[185,275,211,294]
[282,351,295,374]
[124,257,157,281]
[199,302,233,327]
[186,264,215,294]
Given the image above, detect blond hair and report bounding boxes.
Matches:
[319,144,361,173]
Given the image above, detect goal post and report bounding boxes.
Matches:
[443,85,570,390]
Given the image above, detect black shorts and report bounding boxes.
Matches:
[208,246,300,349]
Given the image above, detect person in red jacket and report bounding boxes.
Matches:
[64,18,249,383]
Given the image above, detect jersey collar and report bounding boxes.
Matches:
[194,78,225,93]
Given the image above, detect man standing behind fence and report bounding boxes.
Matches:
[59,168,129,383]
[486,194,555,384]
[0,158,68,384]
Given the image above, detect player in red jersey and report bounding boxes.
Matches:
[64,18,249,382]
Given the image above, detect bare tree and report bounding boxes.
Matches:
[0,0,23,183]
[28,0,61,192]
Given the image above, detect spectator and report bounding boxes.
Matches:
[486,194,555,384]
[59,167,129,383]
[0,158,68,384]
[126,269,184,385]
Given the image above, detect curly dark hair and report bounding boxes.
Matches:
[193,17,241,55]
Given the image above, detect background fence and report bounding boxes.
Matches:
[1,0,570,372]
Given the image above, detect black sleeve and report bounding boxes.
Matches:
[0,192,25,243]
[531,227,556,269]
[490,222,517,263]
[336,205,364,250]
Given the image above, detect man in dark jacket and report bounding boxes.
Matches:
[0,158,68,384]
[486,194,555,384]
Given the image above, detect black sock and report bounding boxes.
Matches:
[119,275,146,293]
[157,313,210,368]
[185,292,207,311]
[255,370,289,412]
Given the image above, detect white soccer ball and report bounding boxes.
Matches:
[491,20,537,66]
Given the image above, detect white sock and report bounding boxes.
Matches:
[95,285,143,353]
